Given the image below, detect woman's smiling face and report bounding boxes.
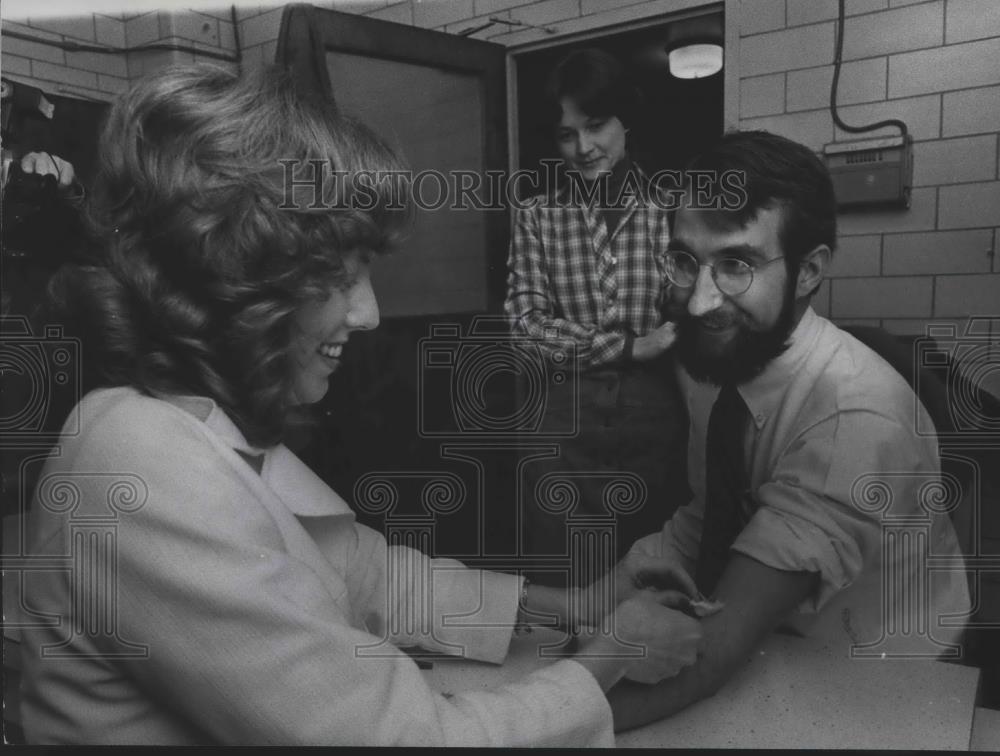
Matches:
[288,250,379,405]
[554,97,627,181]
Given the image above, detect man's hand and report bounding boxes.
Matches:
[631,321,677,362]
[19,151,76,191]
[573,593,703,691]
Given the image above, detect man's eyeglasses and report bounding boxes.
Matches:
[664,249,786,296]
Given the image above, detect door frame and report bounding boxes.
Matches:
[503,0,739,177]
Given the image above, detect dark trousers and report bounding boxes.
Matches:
[520,357,690,588]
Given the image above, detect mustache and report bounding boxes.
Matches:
[680,310,742,331]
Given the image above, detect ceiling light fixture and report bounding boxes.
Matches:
[666,14,724,79]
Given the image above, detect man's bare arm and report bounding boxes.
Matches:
[608,553,819,732]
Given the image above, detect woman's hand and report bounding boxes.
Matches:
[631,321,677,362]
[577,552,699,627]
[573,593,703,691]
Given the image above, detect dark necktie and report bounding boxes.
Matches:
[695,382,751,597]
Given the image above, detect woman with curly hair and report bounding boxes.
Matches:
[18,64,701,746]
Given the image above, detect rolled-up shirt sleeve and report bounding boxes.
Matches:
[629,499,701,575]
[732,409,938,613]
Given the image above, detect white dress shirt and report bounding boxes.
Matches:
[632,308,971,656]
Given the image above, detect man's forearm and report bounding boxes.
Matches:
[607,555,818,732]
[607,616,743,729]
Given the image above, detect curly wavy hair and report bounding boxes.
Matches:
[47,63,411,447]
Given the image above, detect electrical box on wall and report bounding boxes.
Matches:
[822,134,913,210]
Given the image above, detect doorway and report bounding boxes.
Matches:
[511,9,725,185]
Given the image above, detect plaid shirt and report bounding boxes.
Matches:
[504,169,671,369]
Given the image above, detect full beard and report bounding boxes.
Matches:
[672,284,798,386]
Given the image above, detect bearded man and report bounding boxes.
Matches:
[609,130,971,730]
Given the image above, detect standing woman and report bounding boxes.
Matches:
[17,63,702,746]
[506,49,689,588]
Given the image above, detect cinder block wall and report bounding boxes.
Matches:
[736,0,1000,345]
[1,8,240,99]
[3,0,998,347]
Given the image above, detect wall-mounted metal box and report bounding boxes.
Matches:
[822,134,913,210]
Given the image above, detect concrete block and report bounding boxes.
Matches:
[414,0,475,29]
[942,85,1000,138]
[890,37,1000,99]
[65,50,128,78]
[841,1,942,60]
[913,135,997,187]
[830,234,882,276]
[884,229,995,275]
[1,35,65,65]
[847,0,890,13]
[787,0,889,27]
[160,11,223,47]
[939,181,1000,229]
[946,0,1000,44]
[477,0,532,13]
[740,22,834,77]
[96,73,129,95]
[881,316,974,336]
[27,15,95,42]
[515,0,582,26]
[94,14,125,48]
[934,273,1000,316]
[740,0,786,36]
[832,275,933,317]
[29,60,97,90]
[838,186,937,234]
[741,73,785,118]
[237,6,284,48]
[2,19,60,42]
[739,109,833,151]
[834,93,940,141]
[124,12,160,48]
[787,57,886,112]
[217,20,237,51]
[0,54,31,76]
[370,3,415,25]
[329,0,388,12]
[126,48,196,78]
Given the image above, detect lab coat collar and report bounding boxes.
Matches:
[160,393,354,518]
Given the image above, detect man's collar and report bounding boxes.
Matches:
[737,306,822,430]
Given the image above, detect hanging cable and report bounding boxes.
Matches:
[830,0,907,136]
